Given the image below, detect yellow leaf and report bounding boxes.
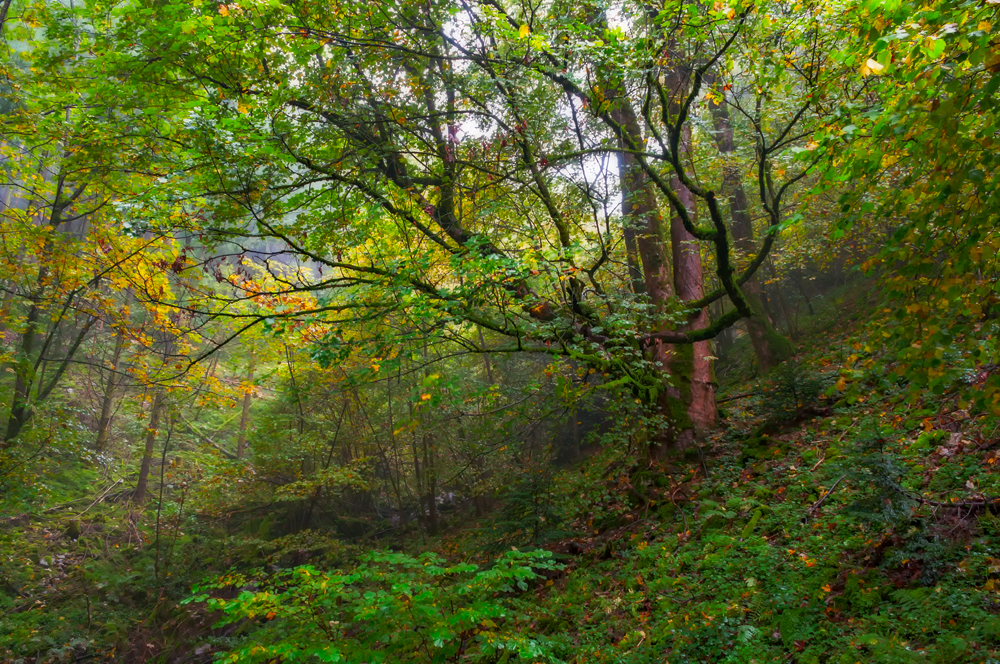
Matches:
[835,376,847,391]
[421,393,432,401]
[519,24,530,38]
[860,58,884,77]
[726,7,736,19]
[980,21,993,31]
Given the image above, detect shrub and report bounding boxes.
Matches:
[186,549,564,663]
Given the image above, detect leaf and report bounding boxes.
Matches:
[519,24,530,39]
[860,58,884,77]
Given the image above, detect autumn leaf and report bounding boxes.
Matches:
[859,58,884,77]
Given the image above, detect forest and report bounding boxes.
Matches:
[0,0,998,661]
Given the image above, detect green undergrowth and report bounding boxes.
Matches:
[168,290,1000,663]
[5,290,1000,663]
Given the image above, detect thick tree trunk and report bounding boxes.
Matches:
[667,123,717,449]
[95,328,126,452]
[611,102,672,304]
[134,390,164,505]
[706,83,792,373]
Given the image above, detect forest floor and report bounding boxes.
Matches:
[4,283,1000,663]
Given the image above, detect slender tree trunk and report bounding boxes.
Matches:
[0,0,14,35]
[236,351,255,460]
[705,80,791,373]
[4,300,41,444]
[477,327,494,384]
[407,399,424,527]
[771,276,798,339]
[614,140,648,296]
[420,339,438,535]
[795,268,815,316]
[188,353,220,425]
[95,328,126,452]
[423,432,438,535]
[4,171,90,444]
[134,390,164,505]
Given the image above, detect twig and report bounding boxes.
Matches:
[805,474,846,518]
[657,592,705,605]
[716,392,760,404]
[975,438,1000,453]
[42,497,90,513]
[913,494,1000,510]
[75,478,124,518]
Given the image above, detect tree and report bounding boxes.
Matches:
[24,0,844,462]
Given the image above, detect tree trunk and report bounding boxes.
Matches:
[420,340,438,535]
[235,352,255,460]
[667,121,717,449]
[477,326,494,385]
[0,0,13,34]
[615,141,648,296]
[423,432,438,535]
[705,81,791,374]
[95,328,126,452]
[611,101,672,304]
[134,390,164,505]
[4,301,40,444]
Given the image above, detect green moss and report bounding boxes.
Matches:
[765,326,795,361]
